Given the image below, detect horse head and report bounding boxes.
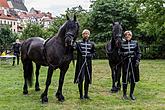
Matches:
[112,22,123,48]
[63,14,79,47]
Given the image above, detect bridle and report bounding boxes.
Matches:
[64,31,75,47]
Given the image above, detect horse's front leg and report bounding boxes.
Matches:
[111,68,117,92]
[117,65,122,91]
[41,66,54,103]
[56,64,69,102]
[35,64,41,91]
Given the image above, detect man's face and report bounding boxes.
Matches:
[124,32,132,41]
[82,31,90,39]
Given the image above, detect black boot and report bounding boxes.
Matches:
[12,60,15,66]
[122,84,128,100]
[12,57,15,66]
[17,56,19,65]
[130,83,136,100]
[84,82,90,99]
[78,83,83,99]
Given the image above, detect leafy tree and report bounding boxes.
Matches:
[47,16,66,37]
[131,0,165,44]
[86,0,139,42]
[21,23,43,40]
[0,25,16,52]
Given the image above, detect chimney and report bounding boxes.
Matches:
[4,9,7,15]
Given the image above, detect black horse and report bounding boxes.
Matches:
[106,22,123,93]
[21,15,79,103]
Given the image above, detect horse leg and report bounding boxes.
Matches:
[35,64,41,91]
[41,66,54,103]
[23,62,28,94]
[117,65,121,91]
[56,64,69,102]
[111,69,118,93]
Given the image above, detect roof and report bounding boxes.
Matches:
[0,13,17,20]
[0,0,9,8]
[7,0,28,12]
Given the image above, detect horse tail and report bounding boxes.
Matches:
[21,39,34,87]
[23,59,33,87]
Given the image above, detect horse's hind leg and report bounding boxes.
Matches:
[41,66,54,103]
[23,63,28,94]
[56,64,69,102]
[35,64,41,91]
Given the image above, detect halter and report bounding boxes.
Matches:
[64,31,75,47]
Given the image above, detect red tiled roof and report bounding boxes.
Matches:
[0,0,9,8]
[0,13,17,20]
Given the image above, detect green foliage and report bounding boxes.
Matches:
[87,0,138,42]
[0,25,17,50]
[140,44,165,59]
[131,0,165,45]
[95,43,107,59]
[21,23,43,40]
[48,16,66,36]
[46,6,90,40]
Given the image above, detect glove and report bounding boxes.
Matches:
[135,60,139,67]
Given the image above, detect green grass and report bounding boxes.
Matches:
[0,59,165,110]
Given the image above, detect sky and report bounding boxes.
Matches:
[25,0,92,16]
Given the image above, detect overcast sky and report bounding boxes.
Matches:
[25,0,92,16]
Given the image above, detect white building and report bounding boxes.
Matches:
[0,9,18,32]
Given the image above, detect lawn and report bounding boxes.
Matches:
[0,59,165,110]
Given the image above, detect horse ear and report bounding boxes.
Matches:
[112,21,115,26]
[74,14,77,21]
[66,14,70,20]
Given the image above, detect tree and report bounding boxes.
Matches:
[131,0,165,44]
[86,0,139,42]
[0,25,16,52]
[47,16,66,37]
[21,23,43,40]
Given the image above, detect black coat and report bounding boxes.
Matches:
[120,40,141,84]
[12,42,21,56]
[74,39,96,84]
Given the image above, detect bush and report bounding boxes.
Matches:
[95,43,107,59]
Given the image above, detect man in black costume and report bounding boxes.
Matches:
[12,39,21,66]
[74,29,96,99]
[120,31,141,100]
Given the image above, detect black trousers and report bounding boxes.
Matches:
[13,53,20,65]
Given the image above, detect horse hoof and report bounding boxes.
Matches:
[84,95,90,100]
[122,95,129,100]
[35,87,41,91]
[41,95,48,103]
[58,97,65,102]
[58,95,65,102]
[42,97,48,103]
[111,88,118,93]
[56,93,65,102]
[23,91,28,95]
